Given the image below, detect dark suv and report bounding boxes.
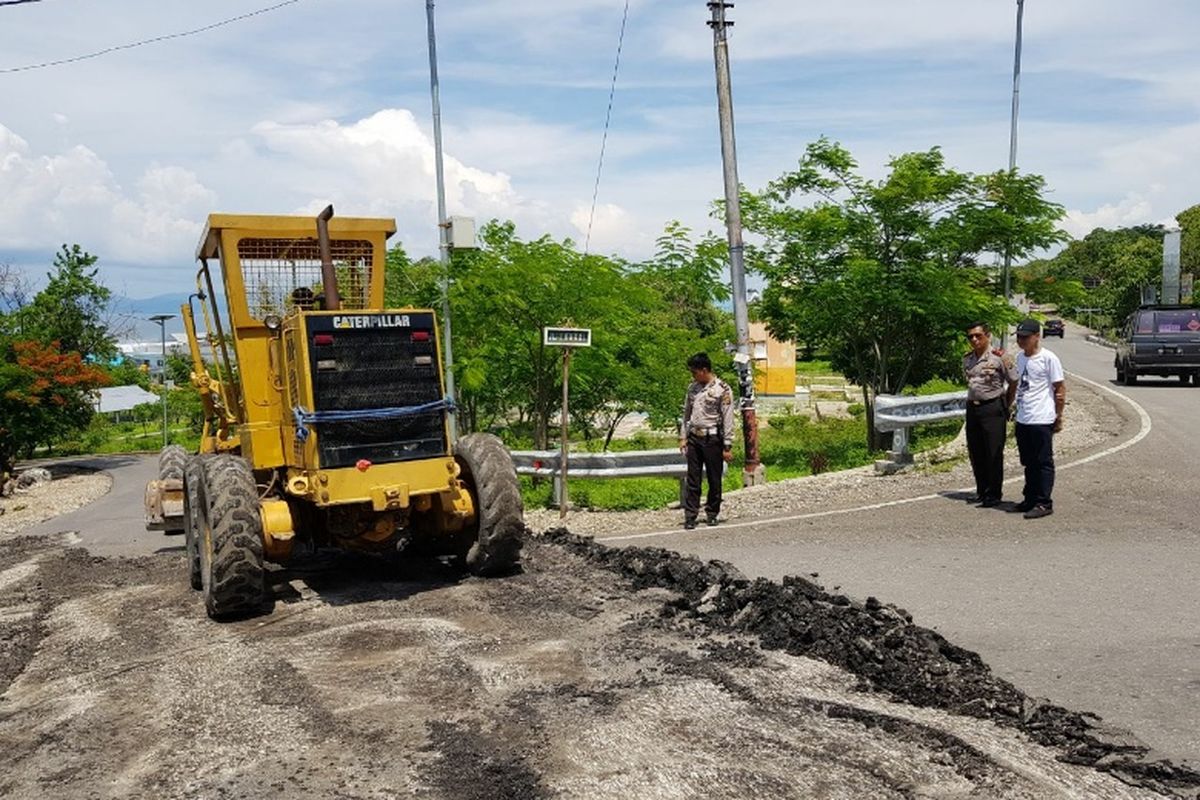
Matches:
[1114,306,1200,385]
[1043,319,1065,337]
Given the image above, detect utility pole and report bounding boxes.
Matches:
[708,1,763,486]
[1001,0,1025,346]
[149,314,174,448]
[426,0,457,441]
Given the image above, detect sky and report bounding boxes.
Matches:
[2,0,1198,302]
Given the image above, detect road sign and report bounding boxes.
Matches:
[543,327,592,348]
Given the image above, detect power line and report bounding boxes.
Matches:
[0,0,301,74]
[584,0,630,255]
[0,1,45,7]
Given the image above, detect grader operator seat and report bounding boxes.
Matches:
[145,208,524,620]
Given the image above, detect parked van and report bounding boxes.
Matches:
[1114,306,1200,385]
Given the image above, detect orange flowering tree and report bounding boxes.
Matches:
[0,339,110,473]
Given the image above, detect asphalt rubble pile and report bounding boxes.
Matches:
[542,528,1200,799]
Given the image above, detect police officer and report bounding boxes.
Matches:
[962,322,1017,507]
[679,353,735,530]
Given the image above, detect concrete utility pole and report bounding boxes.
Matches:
[708,1,764,486]
[426,0,457,442]
[1001,0,1025,346]
[149,314,174,448]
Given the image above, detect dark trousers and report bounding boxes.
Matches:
[1015,422,1055,508]
[684,434,724,521]
[965,398,1007,501]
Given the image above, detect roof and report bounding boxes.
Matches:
[196,213,397,260]
[93,385,160,414]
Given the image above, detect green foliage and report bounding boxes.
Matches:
[744,139,1064,447]
[760,412,871,474]
[408,220,732,450]
[102,359,151,390]
[794,358,834,376]
[4,245,117,362]
[0,339,111,471]
[905,376,965,396]
[1179,203,1200,281]
[1018,224,1167,331]
[383,243,444,310]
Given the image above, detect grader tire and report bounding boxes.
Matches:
[181,456,208,591]
[199,455,265,619]
[158,445,188,481]
[454,433,524,576]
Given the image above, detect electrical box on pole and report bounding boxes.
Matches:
[448,216,476,250]
[544,327,592,518]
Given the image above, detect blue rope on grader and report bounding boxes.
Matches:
[292,399,456,442]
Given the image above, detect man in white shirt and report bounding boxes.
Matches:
[1005,319,1066,519]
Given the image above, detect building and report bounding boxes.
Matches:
[749,321,796,398]
[116,334,187,378]
[93,385,161,418]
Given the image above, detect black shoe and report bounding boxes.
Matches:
[980,497,1001,508]
[964,494,982,504]
[1008,501,1035,513]
[706,513,719,526]
[684,519,697,530]
[1023,504,1053,519]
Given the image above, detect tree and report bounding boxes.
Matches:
[743,139,1067,448]
[10,245,117,362]
[1176,203,1200,291]
[0,339,110,473]
[383,243,443,310]
[1016,224,1166,330]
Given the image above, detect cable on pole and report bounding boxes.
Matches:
[0,0,301,73]
[584,0,631,255]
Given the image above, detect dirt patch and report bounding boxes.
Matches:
[0,531,1181,799]
[544,528,1200,798]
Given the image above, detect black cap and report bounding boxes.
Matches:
[1015,319,1041,336]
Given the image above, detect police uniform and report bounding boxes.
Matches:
[681,377,735,526]
[963,349,1017,505]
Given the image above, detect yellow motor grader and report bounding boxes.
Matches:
[144,208,523,619]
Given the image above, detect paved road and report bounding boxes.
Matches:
[23,453,170,558]
[604,328,1200,765]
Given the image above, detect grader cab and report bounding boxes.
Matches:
[146,208,523,619]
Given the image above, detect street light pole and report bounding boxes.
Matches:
[708,0,764,486]
[425,0,457,442]
[1001,0,1025,343]
[149,314,174,448]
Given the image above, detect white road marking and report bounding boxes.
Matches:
[597,372,1153,544]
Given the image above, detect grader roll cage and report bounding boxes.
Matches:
[145,208,524,619]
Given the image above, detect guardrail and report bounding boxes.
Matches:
[873,391,968,471]
[509,449,687,505]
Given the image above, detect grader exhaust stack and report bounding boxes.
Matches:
[315,204,342,312]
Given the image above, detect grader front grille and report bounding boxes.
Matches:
[306,313,446,469]
[237,237,373,319]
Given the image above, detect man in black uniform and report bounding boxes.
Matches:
[962,322,1018,507]
[679,353,735,530]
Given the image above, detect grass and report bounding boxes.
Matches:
[44,418,200,458]
[794,358,834,375]
[522,411,964,512]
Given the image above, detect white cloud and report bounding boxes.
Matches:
[1062,194,1154,239]
[0,125,213,269]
